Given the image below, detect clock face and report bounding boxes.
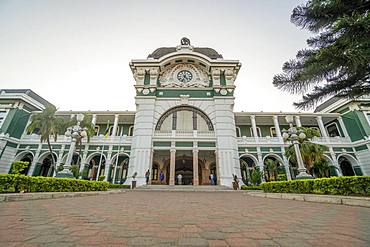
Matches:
[177,70,193,83]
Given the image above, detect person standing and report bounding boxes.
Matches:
[145,169,150,185]
[159,170,165,184]
[177,173,182,185]
[210,173,214,185]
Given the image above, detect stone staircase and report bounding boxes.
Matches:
[135,185,234,192]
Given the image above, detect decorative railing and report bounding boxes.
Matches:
[20,134,133,145]
[237,136,351,145]
[154,130,215,138]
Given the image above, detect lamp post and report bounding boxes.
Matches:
[57,113,87,178]
[282,115,312,179]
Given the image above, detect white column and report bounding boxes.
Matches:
[329,147,342,176]
[337,116,350,138]
[91,114,97,125]
[54,145,65,177]
[256,147,265,182]
[316,116,328,138]
[64,139,76,173]
[104,148,113,181]
[112,114,119,137]
[250,115,259,141]
[169,149,176,185]
[193,149,199,186]
[79,145,89,178]
[295,116,302,127]
[281,147,292,180]
[28,143,42,176]
[273,116,282,140]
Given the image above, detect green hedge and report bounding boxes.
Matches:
[261,176,370,196]
[109,184,131,189]
[241,185,262,190]
[0,174,109,193]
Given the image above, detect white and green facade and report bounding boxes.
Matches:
[1,39,370,188]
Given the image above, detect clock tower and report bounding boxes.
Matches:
[127,38,242,187]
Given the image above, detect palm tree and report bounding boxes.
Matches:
[285,127,328,176]
[264,159,278,181]
[313,159,331,178]
[27,105,64,176]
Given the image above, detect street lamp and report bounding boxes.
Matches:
[282,115,312,179]
[57,113,87,178]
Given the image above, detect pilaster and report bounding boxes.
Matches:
[193,149,199,186]
[169,149,176,185]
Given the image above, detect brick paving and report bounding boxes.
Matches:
[0,191,369,246]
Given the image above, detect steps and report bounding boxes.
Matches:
[135,185,234,192]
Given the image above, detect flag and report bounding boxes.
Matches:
[104,120,110,138]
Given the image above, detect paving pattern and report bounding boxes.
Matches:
[0,191,370,246]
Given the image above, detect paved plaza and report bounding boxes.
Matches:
[0,191,370,247]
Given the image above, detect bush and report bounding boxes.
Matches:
[241,185,262,190]
[109,184,131,189]
[0,174,109,193]
[261,176,370,196]
[10,161,29,175]
[98,175,105,181]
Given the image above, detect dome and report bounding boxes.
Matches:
[147,38,223,60]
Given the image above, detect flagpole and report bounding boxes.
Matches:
[112,136,121,184]
[96,120,110,181]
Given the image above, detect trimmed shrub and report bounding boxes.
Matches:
[9,161,29,175]
[241,185,262,190]
[0,174,109,193]
[109,184,131,189]
[261,176,370,196]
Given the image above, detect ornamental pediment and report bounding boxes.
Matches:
[159,64,209,88]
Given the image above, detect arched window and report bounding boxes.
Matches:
[326,123,341,137]
[236,127,241,137]
[250,127,261,137]
[156,106,213,131]
[128,126,134,136]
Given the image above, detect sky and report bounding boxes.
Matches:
[0,0,312,112]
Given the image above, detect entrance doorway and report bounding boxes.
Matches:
[175,154,193,185]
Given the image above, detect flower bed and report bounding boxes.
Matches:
[261,176,370,196]
[0,174,109,193]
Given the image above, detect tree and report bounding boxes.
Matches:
[273,0,370,109]
[264,159,278,181]
[285,127,328,175]
[313,159,331,178]
[250,167,263,185]
[27,105,64,177]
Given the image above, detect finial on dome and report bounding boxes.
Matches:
[180,37,191,45]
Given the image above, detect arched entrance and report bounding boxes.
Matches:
[239,154,258,185]
[175,154,193,185]
[338,154,359,176]
[263,155,286,182]
[84,153,106,180]
[37,152,58,177]
[109,153,129,184]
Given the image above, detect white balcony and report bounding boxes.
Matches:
[311,136,351,144]
[237,135,351,146]
[154,130,215,138]
[20,134,132,145]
